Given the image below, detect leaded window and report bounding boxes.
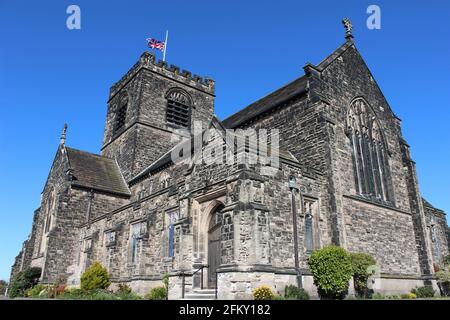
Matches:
[167,210,179,257]
[131,222,143,264]
[166,88,192,128]
[347,98,391,202]
[303,199,317,253]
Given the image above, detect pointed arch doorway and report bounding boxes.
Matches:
[207,204,224,288]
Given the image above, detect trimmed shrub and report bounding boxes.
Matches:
[8,267,42,298]
[412,286,435,298]
[253,285,274,300]
[284,285,310,300]
[307,246,353,299]
[349,252,376,298]
[145,286,167,300]
[436,270,450,296]
[80,262,111,292]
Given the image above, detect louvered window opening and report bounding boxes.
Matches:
[167,100,190,128]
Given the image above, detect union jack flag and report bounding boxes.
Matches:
[146,38,165,51]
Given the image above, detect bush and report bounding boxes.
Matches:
[443,255,450,267]
[253,285,274,300]
[80,262,111,292]
[87,289,117,300]
[58,288,85,300]
[307,246,353,299]
[284,285,310,300]
[58,288,142,300]
[8,267,42,298]
[401,292,417,299]
[48,283,67,298]
[371,292,384,300]
[145,286,167,300]
[26,284,48,298]
[350,252,376,298]
[412,286,435,298]
[436,270,450,296]
[117,283,132,294]
[117,290,142,300]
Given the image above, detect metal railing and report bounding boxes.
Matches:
[180,264,208,299]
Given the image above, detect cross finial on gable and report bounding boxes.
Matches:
[60,123,68,145]
[342,17,353,41]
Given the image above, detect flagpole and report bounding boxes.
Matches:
[163,30,169,62]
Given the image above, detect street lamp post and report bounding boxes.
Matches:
[289,175,303,288]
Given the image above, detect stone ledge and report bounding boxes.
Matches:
[343,194,411,215]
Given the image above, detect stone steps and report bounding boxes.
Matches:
[182,288,217,300]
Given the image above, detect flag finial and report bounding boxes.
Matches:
[60,123,68,145]
[342,17,353,41]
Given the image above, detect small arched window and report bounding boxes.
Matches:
[113,93,128,134]
[165,88,192,128]
[346,98,391,202]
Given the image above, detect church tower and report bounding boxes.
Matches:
[101,52,215,181]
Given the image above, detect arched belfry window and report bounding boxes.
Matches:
[346,98,391,202]
[165,88,192,128]
[113,93,128,134]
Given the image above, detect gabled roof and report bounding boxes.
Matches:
[316,40,354,71]
[422,197,445,214]
[223,39,400,129]
[129,116,303,184]
[222,76,308,129]
[66,147,130,196]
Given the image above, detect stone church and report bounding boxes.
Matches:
[11,21,450,299]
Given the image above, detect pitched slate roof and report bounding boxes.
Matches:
[66,147,130,196]
[222,76,308,129]
[422,197,445,213]
[222,41,357,130]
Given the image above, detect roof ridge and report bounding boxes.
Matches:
[316,40,354,71]
[65,146,114,161]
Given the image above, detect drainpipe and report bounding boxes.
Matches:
[289,175,303,288]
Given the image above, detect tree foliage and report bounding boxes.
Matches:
[8,267,42,298]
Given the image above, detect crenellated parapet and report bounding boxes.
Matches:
[109,52,215,100]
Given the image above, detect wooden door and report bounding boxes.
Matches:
[208,209,222,288]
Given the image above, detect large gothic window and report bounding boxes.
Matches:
[113,93,128,134]
[165,88,192,128]
[346,98,391,202]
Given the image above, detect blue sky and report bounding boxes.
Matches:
[0,0,449,281]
